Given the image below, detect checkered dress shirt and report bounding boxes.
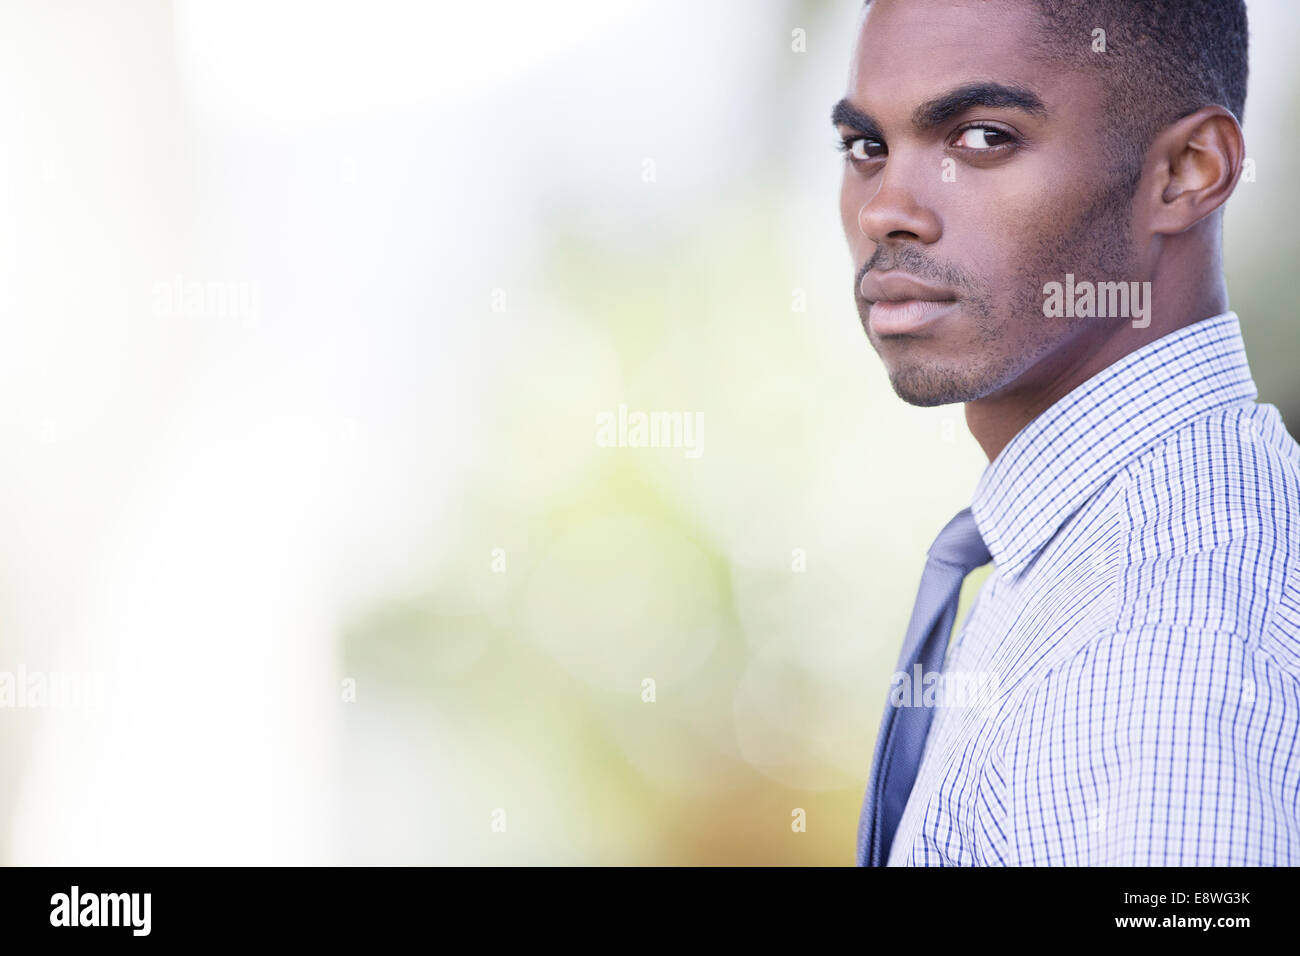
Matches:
[886,311,1300,865]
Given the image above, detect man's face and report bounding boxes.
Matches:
[836,0,1141,406]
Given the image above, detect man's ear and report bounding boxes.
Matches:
[1145,106,1245,236]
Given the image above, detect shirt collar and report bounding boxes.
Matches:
[970,311,1258,581]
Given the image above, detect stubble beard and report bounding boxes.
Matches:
[864,166,1141,408]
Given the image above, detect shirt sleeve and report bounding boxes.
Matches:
[972,623,1300,865]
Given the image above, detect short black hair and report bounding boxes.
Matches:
[1029,0,1248,180]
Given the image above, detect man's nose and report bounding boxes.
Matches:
[856,162,942,246]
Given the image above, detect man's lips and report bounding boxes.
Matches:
[867,299,958,335]
[860,272,958,336]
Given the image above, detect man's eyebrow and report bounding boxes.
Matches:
[831,83,1046,137]
[830,98,883,139]
[911,83,1047,130]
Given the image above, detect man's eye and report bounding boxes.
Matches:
[951,126,1014,150]
[839,137,885,161]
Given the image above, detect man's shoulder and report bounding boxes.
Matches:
[1120,400,1300,527]
[1106,401,1300,649]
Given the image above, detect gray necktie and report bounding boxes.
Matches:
[857,506,991,866]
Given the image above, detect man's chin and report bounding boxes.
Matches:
[884,364,987,407]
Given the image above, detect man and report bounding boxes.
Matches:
[834,0,1300,865]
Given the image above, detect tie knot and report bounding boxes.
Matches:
[928,506,991,574]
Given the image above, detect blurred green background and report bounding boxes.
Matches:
[336,0,1300,864]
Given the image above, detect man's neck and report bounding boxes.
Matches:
[964,284,1230,462]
